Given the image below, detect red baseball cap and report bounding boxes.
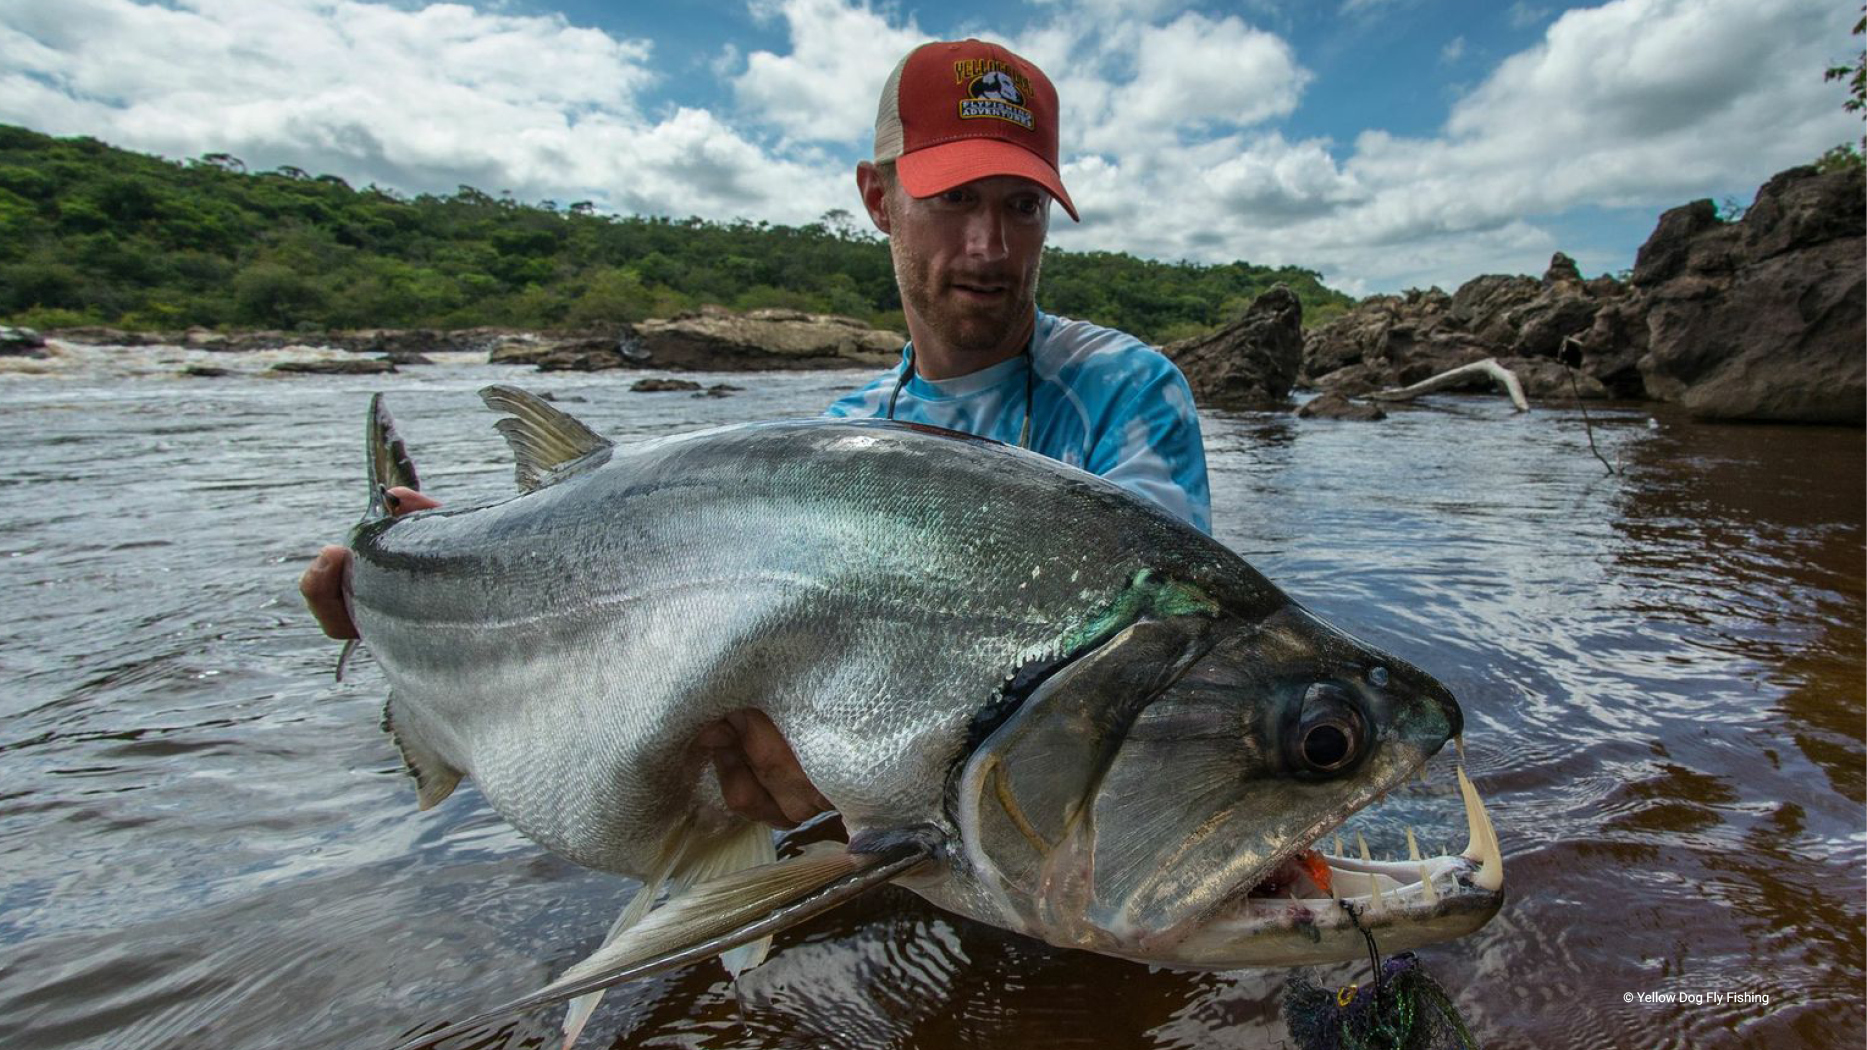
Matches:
[873,39,1079,222]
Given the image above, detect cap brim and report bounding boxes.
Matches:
[897,140,1079,222]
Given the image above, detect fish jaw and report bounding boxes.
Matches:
[1139,759,1505,967]
[945,601,1499,968]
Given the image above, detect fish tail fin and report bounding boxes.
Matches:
[557,821,776,1048]
[365,392,421,520]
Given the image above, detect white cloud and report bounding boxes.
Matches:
[0,0,848,222]
[1051,0,1857,291]
[1440,35,1465,63]
[731,0,924,146]
[1508,2,1550,28]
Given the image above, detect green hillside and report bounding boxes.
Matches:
[0,124,1355,343]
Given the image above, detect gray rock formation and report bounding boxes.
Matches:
[1,326,45,357]
[628,307,902,371]
[1163,285,1305,409]
[1296,392,1387,421]
[1299,165,1865,423]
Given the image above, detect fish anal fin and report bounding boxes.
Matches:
[382,698,464,810]
[479,384,614,493]
[389,838,935,1050]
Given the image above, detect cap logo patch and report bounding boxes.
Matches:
[954,59,1033,130]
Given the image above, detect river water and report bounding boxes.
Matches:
[1,341,1861,1050]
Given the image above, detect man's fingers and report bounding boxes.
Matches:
[299,545,358,640]
[730,710,832,825]
[386,486,442,517]
[710,746,793,828]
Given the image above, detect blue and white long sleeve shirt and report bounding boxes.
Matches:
[823,310,1212,533]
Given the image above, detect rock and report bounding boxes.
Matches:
[1446,275,1540,344]
[381,349,434,366]
[182,365,233,377]
[1164,285,1305,409]
[1543,252,1583,287]
[1630,199,1721,286]
[630,308,902,371]
[692,383,743,398]
[1296,393,1386,421]
[40,326,155,346]
[488,335,555,365]
[269,357,397,375]
[1508,292,1600,359]
[1,326,46,357]
[1633,166,1864,423]
[631,378,703,392]
[535,337,631,372]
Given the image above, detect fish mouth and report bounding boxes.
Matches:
[1162,745,1504,967]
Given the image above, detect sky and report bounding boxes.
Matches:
[0,0,1857,295]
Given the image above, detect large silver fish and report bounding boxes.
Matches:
[345,386,1503,1049]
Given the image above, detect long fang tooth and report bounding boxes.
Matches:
[1356,830,1372,864]
[1454,734,1466,760]
[1457,765,1485,861]
[1369,873,1384,912]
[1417,863,1438,904]
[1406,827,1422,861]
[1456,764,1505,891]
[1334,834,1345,857]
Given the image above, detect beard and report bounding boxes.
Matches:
[890,237,1042,358]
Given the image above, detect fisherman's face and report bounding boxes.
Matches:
[881,174,1051,361]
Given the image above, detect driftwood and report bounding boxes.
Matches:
[1369,357,1529,412]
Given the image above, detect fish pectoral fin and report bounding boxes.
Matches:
[381,697,463,811]
[559,820,777,1049]
[386,839,934,1050]
[364,392,421,519]
[479,384,614,492]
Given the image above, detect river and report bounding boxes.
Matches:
[1,341,1860,1049]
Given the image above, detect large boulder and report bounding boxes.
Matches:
[1164,285,1305,409]
[1634,166,1865,423]
[270,357,397,375]
[628,307,902,371]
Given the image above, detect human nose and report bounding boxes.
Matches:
[962,206,1008,262]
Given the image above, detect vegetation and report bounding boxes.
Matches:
[0,124,1354,342]
[1818,5,1866,173]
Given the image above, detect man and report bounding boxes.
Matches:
[300,38,1208,830]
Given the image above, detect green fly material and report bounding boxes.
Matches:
[1282,905,1481,1050]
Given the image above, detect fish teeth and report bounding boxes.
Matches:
[1355,830,1372,865]
[1456,764,1504,891]
[1406,827,1421,862]
[1369,872,1384,912]
[1417,863,1437,904]
[1334,834,1345,858]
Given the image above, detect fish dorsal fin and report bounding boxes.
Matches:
[365,393,421,518]
[479,384,613,492]
[386,838,934,1050]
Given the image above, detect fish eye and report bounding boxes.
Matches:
[1288,682,1366,777]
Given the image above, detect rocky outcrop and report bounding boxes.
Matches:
[630,378,702,392]
[1296,392,1386,421]
[1163,285,1305,409]
[269,357,396,375]
[626,307,902,371]
[1632,167,1864,423]
[1299,165,1865,423]
[1,326,45,357]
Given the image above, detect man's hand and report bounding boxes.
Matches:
[695,710,834,828]
[302,489,832,827]
[298,486,440,640]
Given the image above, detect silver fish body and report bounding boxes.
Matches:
[348,396,1501,986]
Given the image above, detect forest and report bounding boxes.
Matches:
[0,124,1356,343]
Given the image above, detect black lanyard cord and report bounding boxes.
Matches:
[886,339,1036,451]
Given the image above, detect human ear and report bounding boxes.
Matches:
[855,162,892,236]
